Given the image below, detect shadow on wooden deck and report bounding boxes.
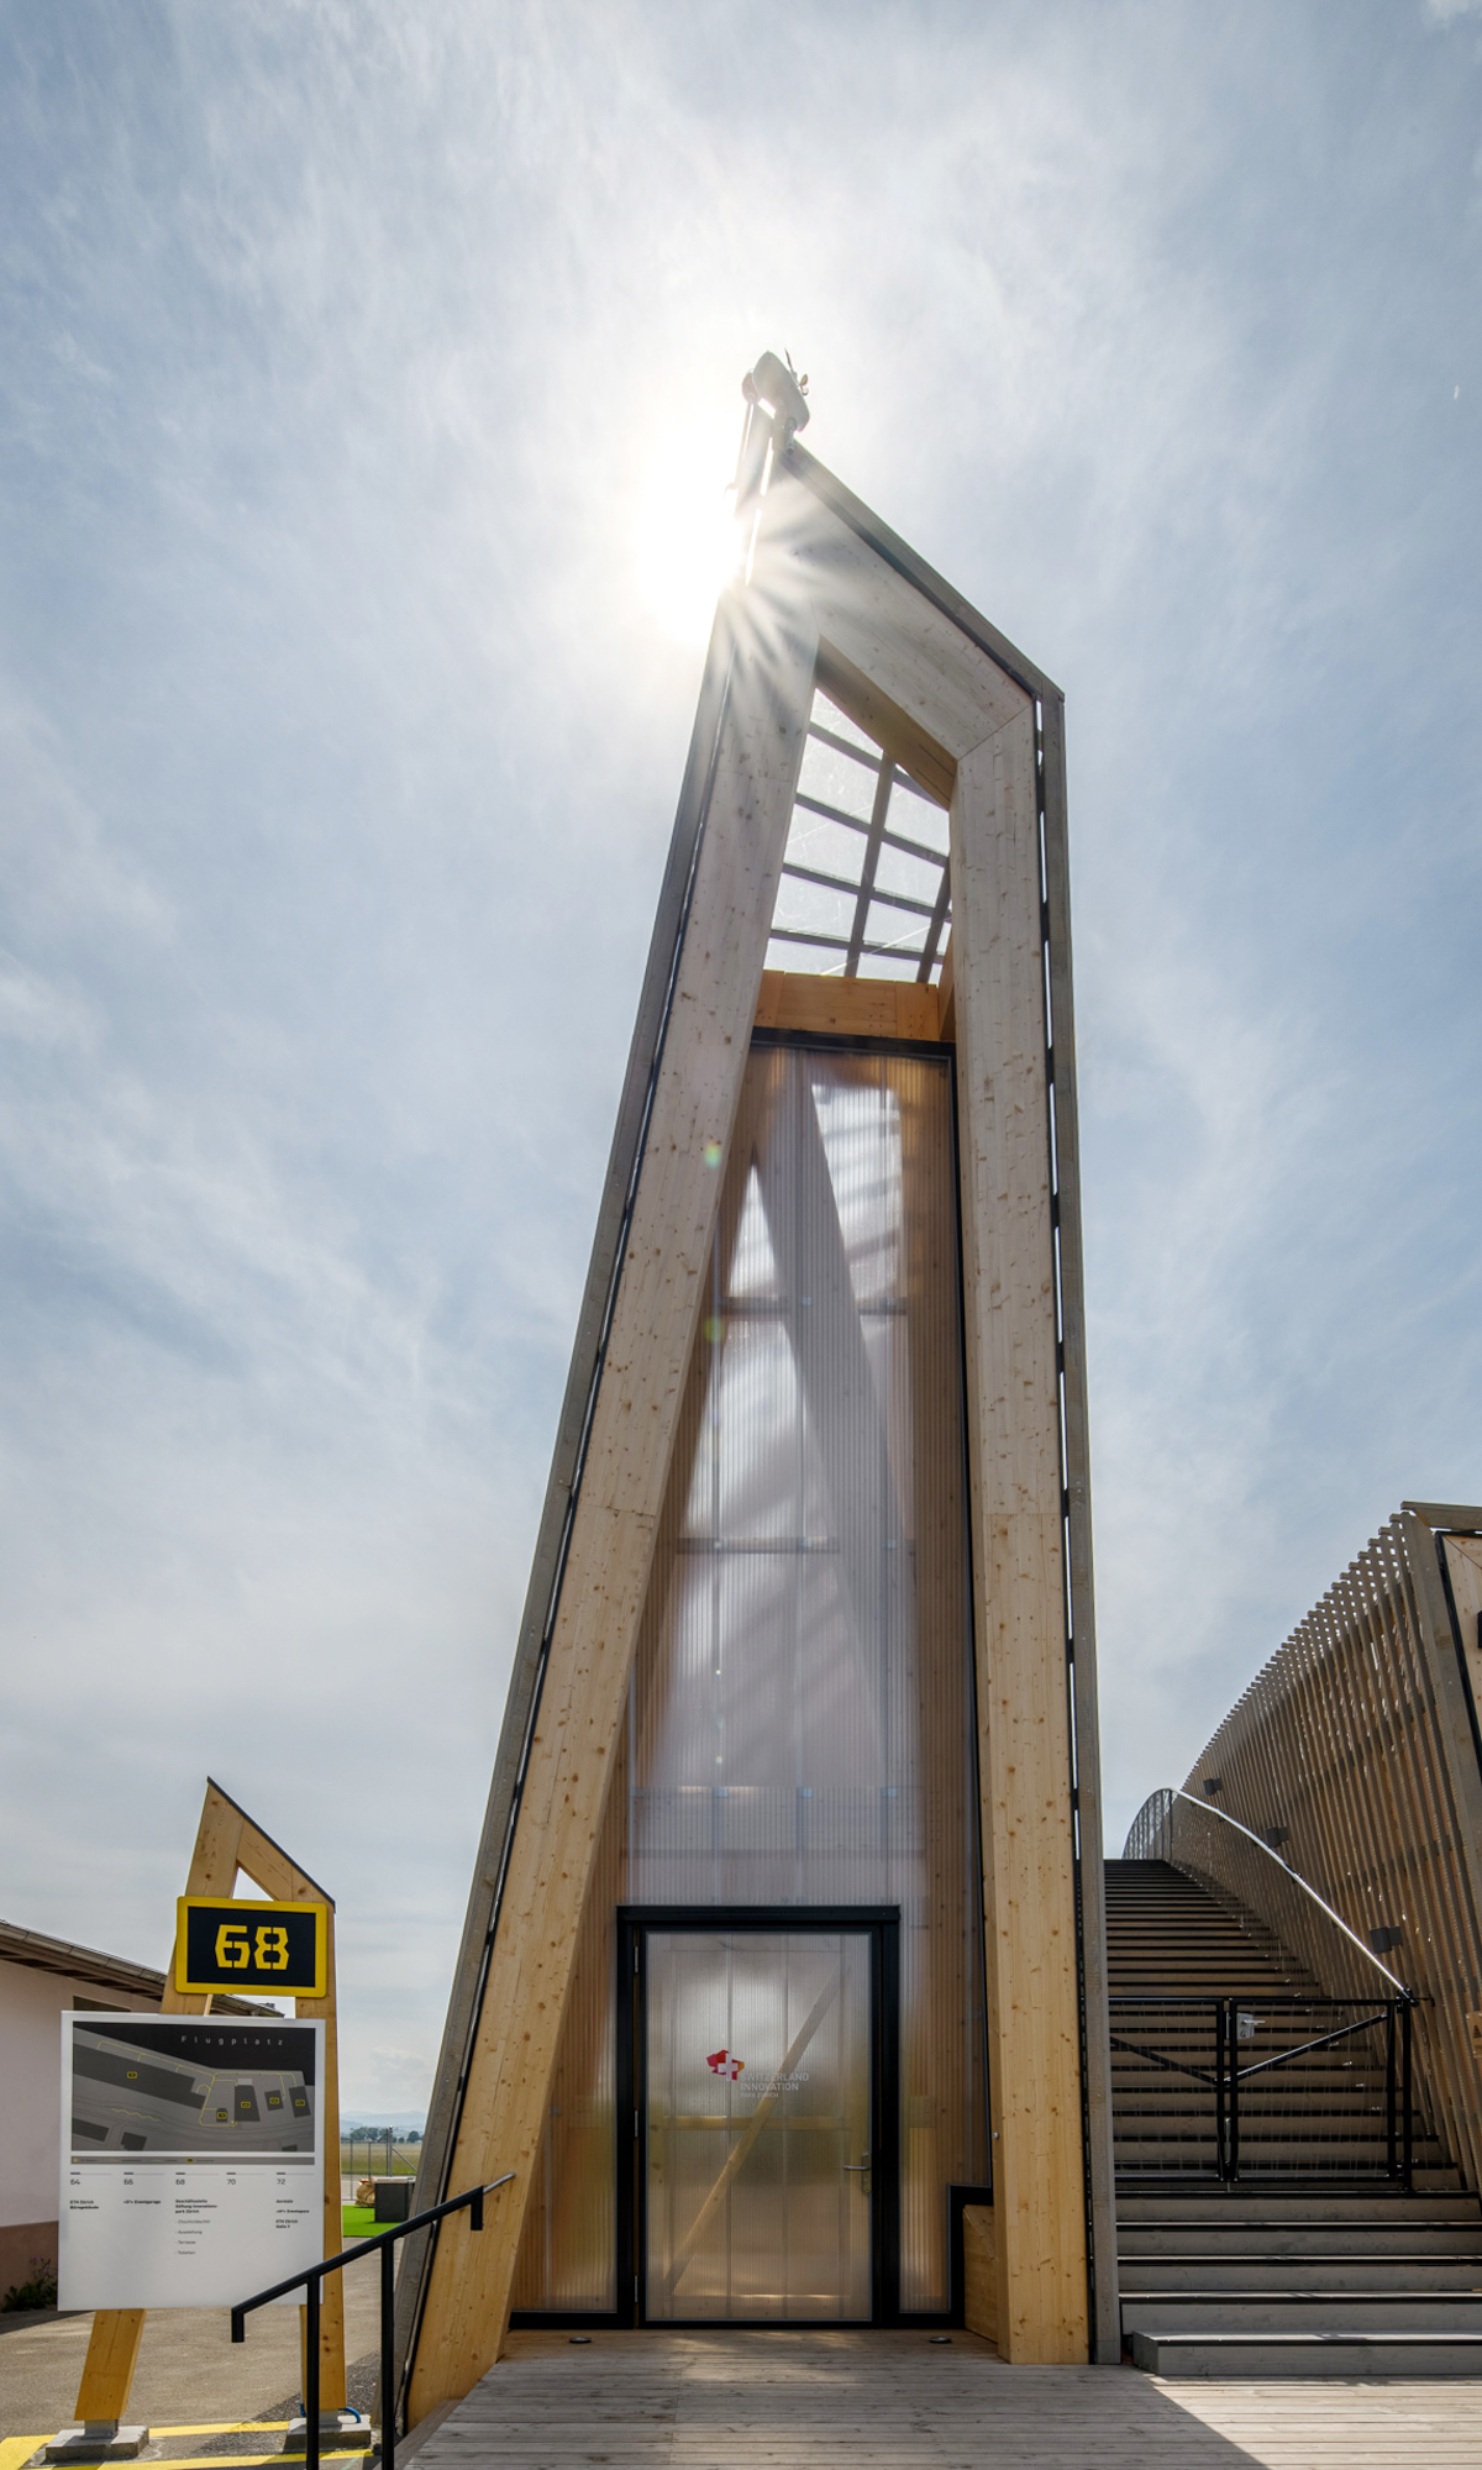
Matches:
[407,2327,1482,2468]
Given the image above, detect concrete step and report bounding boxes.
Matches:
[1122,2257,1482,2292]
[1119,2226,1482,2258]
[1108,1950,1300,1962]
[1109,1977,1305,1989]
[1107,1936,1294,1947]
[1115,2188,1477,2221]
[1112,2107,1412,2130]
[1114,2122,1406,2145]
[1108,1942,1296,1953]
[1114,2146,1425,2170]
[1121,2293,1482,2335]
[1111,2058,1389,2074]
[1113,2163,1422,2182]
[1128,2328,1482,2378]
[1114,2145,1436,2169]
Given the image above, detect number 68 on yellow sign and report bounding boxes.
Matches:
[174,1895,329,1997]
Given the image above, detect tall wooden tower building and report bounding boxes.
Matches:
[398,358,1117,2411]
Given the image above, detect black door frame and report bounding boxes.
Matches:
[617,1905,901,2329]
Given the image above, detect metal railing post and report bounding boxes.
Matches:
[1402,1998,1414,2189]
[1226,2000,1241,2183]
[1385,2000,1398,2180]
[231,2174,513,2467]
[305,2275,320,2470]
[1214,1999,1228,2181]
[380,2232,396,2470]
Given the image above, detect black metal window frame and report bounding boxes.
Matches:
[622,1905,900,2330]
[511,1905,939,2330]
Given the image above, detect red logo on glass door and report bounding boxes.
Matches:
[706,2048,745,2081]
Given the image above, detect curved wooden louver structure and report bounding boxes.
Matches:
[1177,1503,1482,2200]
[395,368,1115,2411]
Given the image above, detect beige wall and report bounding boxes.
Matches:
[0,1958,161,2288]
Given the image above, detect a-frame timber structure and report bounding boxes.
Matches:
[397,357,1117,2413]
[73,1780,345,2437]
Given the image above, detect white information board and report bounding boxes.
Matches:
[58,2013,325,2310]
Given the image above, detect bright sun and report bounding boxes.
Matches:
[632,421,745,648]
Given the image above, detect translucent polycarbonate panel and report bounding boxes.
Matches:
[767,690,951,982]
[646,1932,871,2321]
[888,772,950,854]
[631,1047,986,2308]
[771,872,856,946]
[513,1044,985,2315]
[872,838,944,908]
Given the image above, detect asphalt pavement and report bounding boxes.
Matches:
[0,2253,381,2449]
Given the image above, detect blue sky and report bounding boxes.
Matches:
[2,0,1479,2111]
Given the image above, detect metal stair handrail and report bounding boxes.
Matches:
[1124,1785,1411,1998]
[232,2172,514,2470]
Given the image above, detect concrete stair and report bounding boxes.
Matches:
[1108,1858,1482,2377]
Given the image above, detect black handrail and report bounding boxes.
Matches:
[1111,1993,1415,2184]
[231,2174,513,2470]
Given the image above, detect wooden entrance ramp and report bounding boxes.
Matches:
[407,2329,1482,2469]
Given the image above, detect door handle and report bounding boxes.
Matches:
[842,2159,871,2172]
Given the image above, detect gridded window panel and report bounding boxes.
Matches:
[771,874,856,946]
[871,840,944,911]
[795,733,878,827]
[865,902,931,962]
[888,773,949,854]
[781,812,867,886]
[766,690,953,983]
[762,935,848,977]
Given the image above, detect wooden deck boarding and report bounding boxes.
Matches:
[411,2331,1482,2469]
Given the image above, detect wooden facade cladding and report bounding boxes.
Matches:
[952,714,1088,2360]
[398,427,1114,2413]
[1176,1504,1482,2202]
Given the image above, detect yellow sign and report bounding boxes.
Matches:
[174,1897,328,1997]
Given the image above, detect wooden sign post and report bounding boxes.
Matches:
[65,1781,345,2449]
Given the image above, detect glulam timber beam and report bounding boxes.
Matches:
[407,570,819,2418]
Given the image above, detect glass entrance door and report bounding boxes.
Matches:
[642,1928,874,2321]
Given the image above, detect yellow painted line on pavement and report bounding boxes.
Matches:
[150,2432,293,2441]
[0,2444,367,2470]
[0,2438,47,2470]
[148,2440,370,2460]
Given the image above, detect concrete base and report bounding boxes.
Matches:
[43,2428,151,2461]
[283,2414,374,2455]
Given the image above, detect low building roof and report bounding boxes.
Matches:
[0,1917,277,2015]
